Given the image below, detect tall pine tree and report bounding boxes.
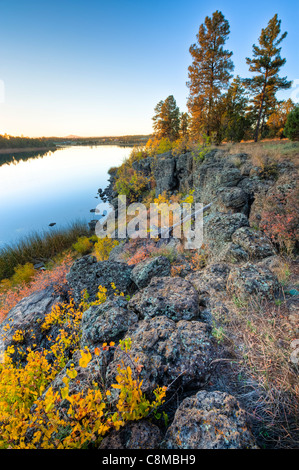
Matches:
[152,95,180,141]
[244,14,292,142]
[187,10,234,140]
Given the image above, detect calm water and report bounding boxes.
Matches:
[0,145,131,248]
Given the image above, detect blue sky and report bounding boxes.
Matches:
[0,0,298,137]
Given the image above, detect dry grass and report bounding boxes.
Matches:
[211,281,299,448]
[0,220,89,281]
[222,139,299,168]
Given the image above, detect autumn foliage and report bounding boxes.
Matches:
[0,285,166,448]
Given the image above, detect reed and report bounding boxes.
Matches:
[0,220,89,280]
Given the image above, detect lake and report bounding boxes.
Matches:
[0,145,131,248]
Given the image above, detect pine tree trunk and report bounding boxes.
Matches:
[254,76,267,142]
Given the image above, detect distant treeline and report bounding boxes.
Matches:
[0,134,152,150]
[52,135,152,147]
[0,134,56,150]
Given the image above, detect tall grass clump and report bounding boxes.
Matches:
[0,220,89,281]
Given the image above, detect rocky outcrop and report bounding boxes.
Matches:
[107,316,213,394]
[163,390,257,449]
[130,255,171,289]
[128,276,200,321]
[66,255,137,303]
[204,212,249,257]
[0,286,62,362]
[81,297,138,348]
[231,226,275,259]
[227,261,281,300]
[99,421,163,449]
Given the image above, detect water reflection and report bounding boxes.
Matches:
[0,145,131,247]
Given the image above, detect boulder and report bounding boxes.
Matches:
[81,297,138,348]
[216,187,249,214]
[0,286,62,362]
[186,263,230,295]
[163,390,257,449]
[128,276,200,321]
[217,242,249,264]
[106,316,212,394]
[232,226,275,259]
[99,421,162,449]
[130,256,171,289]
[227,262,280,300]
[203,212,249,256]
[66,255,136,304]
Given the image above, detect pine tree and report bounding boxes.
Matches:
[267,99,295,138]
[222,76,251,142]
[187,10,234,139]
[244,14,292,142]
[152,95,180,141]
[180,112,189,137]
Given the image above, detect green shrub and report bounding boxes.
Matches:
[284,105,299,141]
[72,237,93,255]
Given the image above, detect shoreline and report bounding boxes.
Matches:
[0,146,56,154]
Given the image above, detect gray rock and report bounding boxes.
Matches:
[128,276,200,321]
[186,263,231,295]
[99,421,162,449]
[66,255,136,304]
[152,152,177,197]
[81,297,138,348]
[232,226,275,259]
[193,152,243,206]
[106,316,212,394]
[163,390,257,449]
[227,262,280,300]
[204,212,249,256]
[217,242,249,264]
[216,187,249,214]
[130,255,171,289]
[0,286,62,363]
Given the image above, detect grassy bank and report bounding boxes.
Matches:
[0,220,90,281]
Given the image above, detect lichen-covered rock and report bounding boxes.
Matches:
[217,242,249,264]
[0,286,62,362]
[216,187,249,214]
[106,316,212,394]
[66,255,136,304]
[186,263,230,295]
[152,152,177,197]
[128,276,200,321]
[99,421,162,449]
[186,264,231,321]
[175,152,194,193]
[163,390,257,449]
[227,262,280,300]
[81,297,138,348]
[204,212,249,256]
[193,151,243,206]
[130,256,171,289]
[232,226,275,259]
